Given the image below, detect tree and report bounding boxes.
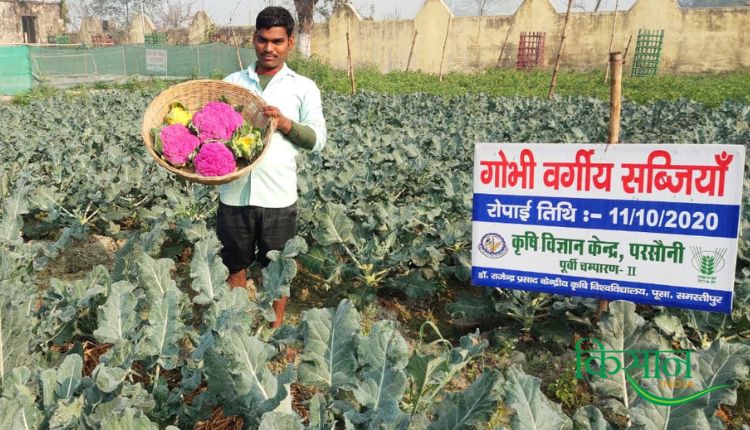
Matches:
[155,0,197,29]
[474,0,489,15]
[67,0,96,29]
[87,0,163,28]
[60,0,71,27]
[314,0,347,21]
[291,0,374,57]
[445,0,490,16]
[293,0,318,57]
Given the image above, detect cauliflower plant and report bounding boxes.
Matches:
[194,142,237,176]
[160,124,200,166]
[164,102,192,126]
[229,123,264,160]
[191,101,244,143]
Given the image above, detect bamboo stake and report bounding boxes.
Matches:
[547,0,573,100]
[121,44,126,75]
[406,29,418,71]
[346,32,356,94]
[438,15,452,82]
[603,0,620,83]
[622,34,633,67]
[608,52,623,145]
[197,45,201,76]
[230,27,243,70]
[496,22,513,68]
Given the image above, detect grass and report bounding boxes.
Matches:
[289,56,750,107]
[9,57,749,107]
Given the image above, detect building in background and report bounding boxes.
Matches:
[0,0,65,44]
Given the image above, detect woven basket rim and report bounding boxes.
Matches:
[141,79,275,186]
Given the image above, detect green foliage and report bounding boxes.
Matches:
[1,82,749,428]
[546,365,589,411]
[298,299,360,392]
[504,365,572,430]
[428,370,504,430]
[11,81,59,105]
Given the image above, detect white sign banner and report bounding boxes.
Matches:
[145,49,167,74]
[471,143,746,313]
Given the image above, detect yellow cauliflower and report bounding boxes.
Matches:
[164,102,192,126]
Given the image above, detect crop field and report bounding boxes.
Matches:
[1,87,749,429]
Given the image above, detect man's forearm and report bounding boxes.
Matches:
[286,121,316,150]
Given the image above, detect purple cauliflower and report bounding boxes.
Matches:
[191,101,244,143]
[161,124,200,166]
[194,142,237,176]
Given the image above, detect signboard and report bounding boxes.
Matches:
[471,143,746,313]
[145,49,167,74]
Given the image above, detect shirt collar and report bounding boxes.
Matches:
[246,62,296,84]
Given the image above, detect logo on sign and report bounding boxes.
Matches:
[478,233,508,259]
[575,338,730,406]
[690,247,727,284]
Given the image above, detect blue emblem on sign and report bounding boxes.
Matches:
[479,233,508,259]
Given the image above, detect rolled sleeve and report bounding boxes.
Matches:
[299,84,327,153]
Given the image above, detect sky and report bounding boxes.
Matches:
[200,0,746,25]
[199,0,646,26]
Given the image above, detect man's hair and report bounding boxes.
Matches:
[256,7,295,37]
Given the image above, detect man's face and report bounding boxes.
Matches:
[253,26,294,72]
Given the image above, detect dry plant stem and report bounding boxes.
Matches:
[603,0,620,83]
[406,30,418,71]
[152,364,161,394]
[622,34,633,66]
[230,27,243,70]
[497,22,513,67]
[346,32,356,94]
[548,0,573,99]
[438,15,452,82]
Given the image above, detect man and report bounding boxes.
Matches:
[218,6,326,328]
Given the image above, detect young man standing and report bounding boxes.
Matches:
[218,7,326,328]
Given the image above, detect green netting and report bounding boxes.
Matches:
[631,29,665,77]
[28,42,256,81]
[0,45,32,95]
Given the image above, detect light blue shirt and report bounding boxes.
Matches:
[220,63,327,208]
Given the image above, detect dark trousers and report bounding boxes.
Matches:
[216,201,297,272]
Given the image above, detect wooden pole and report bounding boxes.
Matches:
[496,23,513,68]
[622,34,633,66]
[121,44,127,75]
[196,45,201,76]
[603,0,620,83]
[231,27,243,70]
[608,52,623,144]
[346,32,356,94]
[438,15,452,82]
[596,52,624,321]
[406,30,418,72]
[547,0,573,100]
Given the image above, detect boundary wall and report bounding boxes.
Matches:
[310,0,750,74]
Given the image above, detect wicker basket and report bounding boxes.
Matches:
[141,79,275,186]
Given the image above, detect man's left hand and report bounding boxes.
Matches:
[262,106,292,135]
